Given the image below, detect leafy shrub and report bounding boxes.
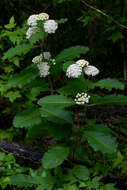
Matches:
[0,9,127,190]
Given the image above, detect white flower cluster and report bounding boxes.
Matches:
[32,52,56,77]
[26,27,38,39]
[27,13,49,27]
[37,62,50,77]
[38,13,49,21]
[84,65,99,76]
[66,64,82,78]
[44,20,58,34]
[66,59,99,78]
[75,93,90,105]
[32,52,51,64]
[26,12,58,39]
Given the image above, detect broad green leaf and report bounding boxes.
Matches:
[55,46,89,63]
[57,79,87,96]
[86,123,112,134]
[27,122,49,139]
[101,183,117,190]
[36,173,56,190]
[61,184,78,190]
[42,146,69,169]
[11,174,39,187]
[84,131,117,154]
[72,165,90,181]
[73,144,90,163]
[40,107,73,125]
[46,123,72,139]
[92,78,124,91]
[95,95,127,106]
[8,65,38,87]
[13,107,42,128]
[38,95,75,108]
[3,44,34,60]
[27,122,72,140]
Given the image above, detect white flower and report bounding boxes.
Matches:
[75,92,90,105]
[76,59,89,68]
[66,64,82,78]
[84,65,99,76]
[37,62,50,77]
[27,14,38,26]
[51,59,56,65]
[37,13,49,21]
[43,52,51,60]
[32,54,42,64]
[44,20,58,34]
[26,27,38,39]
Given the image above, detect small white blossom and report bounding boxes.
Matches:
[26,27,38,39]
[44,20,58,34]
[37,13,49,21]
[27,14,38,26]
[66,64,82,78]
[43,52,51,60]
[76,59,89,68]
[84,65,99,76]
[75,92,90,105]
[32,54,42,64]
[32,52,52,64]
[37,62,50,77]
[51,59,56,65]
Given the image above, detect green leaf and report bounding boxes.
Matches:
[61,184,78,190]
[28,121,72,140]
[3,44,34,60]
[86,123,112,134]
[73,144,90,163]
[56,18,68,24]
[42,146,69,169]
[5,91,21,102]
[38,95,75,108]
[108,31,123,43]
[84,131,117,154]
[101,183,117,190]
[94,95,127,106]
[57,79,87,96]
[13,107,42,128]
[11,174,39,187]
[27,122,48,139]
[36,172,56,190]
[47,123,72,139]
[4,16,16,29]
[92,78,124,91]
[8,65,38,87]
[40,107,73,125]
[29,31,43,44]
[55,46,89,63]
[72,165,90,181]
